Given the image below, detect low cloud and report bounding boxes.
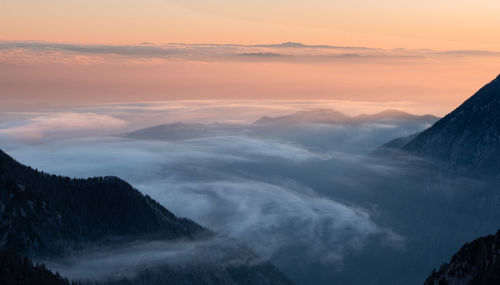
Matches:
[5,133,405,269]
[42,236,264,281]
[0,112,127,142]
[138,178,403,264]
[1,41,499,64]
[0,100,427,144]
[1,103,432,279]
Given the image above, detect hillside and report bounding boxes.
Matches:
[403,74,500,174]
[0,248,78,285]
[0,149,293,284]
[424,230,500,285]
[0,149,205,258]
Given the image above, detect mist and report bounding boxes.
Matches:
[0,102,447,284]
[42,237,268,282]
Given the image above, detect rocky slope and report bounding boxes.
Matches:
[403,74,500,174]
[424,230,500,285]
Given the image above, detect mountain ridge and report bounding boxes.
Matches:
[0,148,205,258]
[0,148,293,285]
[253,108,438,126]
[401,74,500,174]
[424,229,500,285]
[0,248,78,285]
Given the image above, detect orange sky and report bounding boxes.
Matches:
[1,0,499,115]
[2,0,500,50]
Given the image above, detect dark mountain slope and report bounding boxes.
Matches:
[0,149,204,258]
[424,229,500,285]
[403,74,500,174]
[372,132,421,156]
[0,149,293,284]
[0,248,78,285]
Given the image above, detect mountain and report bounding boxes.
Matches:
[253,109,351,125]
[123,109,438,156]
[126,122,240,141]
[0,148,204,258]
[424,229,500,285]
[253,109,437,126]
[0,149,293,285]
[379,132,420,150]
[124,109,437,142]
[353,109,438,124]
[0,248,78,285]
[402,74,500,174]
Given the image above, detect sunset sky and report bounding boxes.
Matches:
[1,0,500,115]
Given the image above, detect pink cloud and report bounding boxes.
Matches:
[0,112,127,142]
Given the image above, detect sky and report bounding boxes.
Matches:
[1,0,500,115]
[2,2,499,282]
[3,0,500,49]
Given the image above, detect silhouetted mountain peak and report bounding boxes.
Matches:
[424,229,500,285]
[402,74,500,173]
[0,148,206,257]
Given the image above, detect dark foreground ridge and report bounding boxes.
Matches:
[0,248,79,285]
[0,149,293,285]
[424,229,500,285]
[0,149,205,258]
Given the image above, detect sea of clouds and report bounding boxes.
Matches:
[1,101,432,281]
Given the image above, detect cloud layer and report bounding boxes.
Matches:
[0,100,431,143]
[0,112,127,142]
[43,237,264,281]
[1,102,445,283]
[1,41,500,63]
[4,131,406,269]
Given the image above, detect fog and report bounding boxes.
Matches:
[0,102,452,284]
[6,135,403,266]
[42,237,266,281]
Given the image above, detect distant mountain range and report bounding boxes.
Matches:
[253,109,438,126]
[126,122,240,141]
[125,109,439,156]
[0,149,292,284]
[253,109,351,125]
[127,109,438,142]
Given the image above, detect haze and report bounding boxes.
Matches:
[2,1,500,114]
